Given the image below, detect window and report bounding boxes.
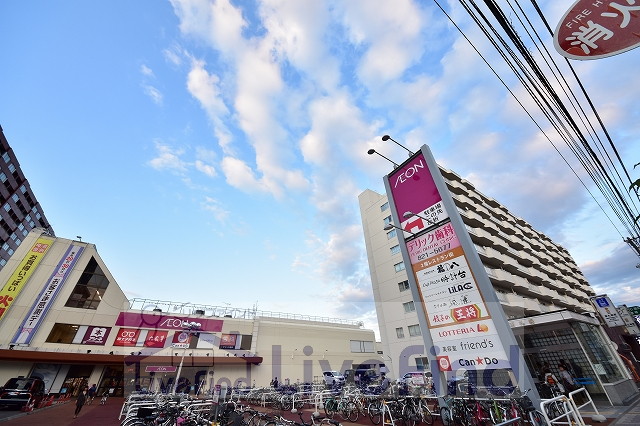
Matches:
[403,301,416,313]
[65,257,110,309]
[408,324,422,336]
[2,243,8,251]
[396,327,405,338]
[46,323,80,343]
[20,184,26,193]
[0,259,5,267]
[2,152,9,163]
[350,340,375,353]
[390,245,401,255]
[380,202,389,212]
[0,172,6,182]
[398,280,410,292]
[394,261,405,272]
[11,194,19,202]
[387,229,397,239]
[8,163,15,173]
[3,203,10,212]
[383,215,392,226]
[415,357,429,371]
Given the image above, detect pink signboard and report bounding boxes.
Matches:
[554,0,640,59]
[145,366,177,373]
[115,312,223,332]
[388,152,442,223]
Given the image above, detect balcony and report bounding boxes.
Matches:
[486,267,512,285]
[446,179,467,196]
[516,251,535,266]
[467,226,494,246]
[460,209,484,227]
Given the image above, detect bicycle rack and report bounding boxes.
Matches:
[540,394,586,426]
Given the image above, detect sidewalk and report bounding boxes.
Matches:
[0,397,124,425]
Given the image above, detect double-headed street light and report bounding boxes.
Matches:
[172,321,202,394]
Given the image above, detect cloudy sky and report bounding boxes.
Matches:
[1,0,639,335]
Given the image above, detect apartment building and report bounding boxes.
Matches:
[359,165,637,404]
[0,125,54,270]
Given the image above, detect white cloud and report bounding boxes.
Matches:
[142,84,163,105]
[148,142,187,172]
[140,64,154,77]
[202,196,229,222]
[170,0,246,57]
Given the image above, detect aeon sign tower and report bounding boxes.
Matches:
[382,144,539,402]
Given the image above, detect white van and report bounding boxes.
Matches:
[398,371,432,386]
[323,371,345,385]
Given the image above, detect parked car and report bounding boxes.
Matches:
[322,370,345,386]
[344,368,379,385]
[398,371,432,386]
[0,377,46,410]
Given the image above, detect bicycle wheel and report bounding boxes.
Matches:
[324,399,338,419]
[420,402,434,425]
[440,407,452,426]
[338,401,351,421]
[346,401,359,422]
[528,409,547,426]
[368,401,382,425]
[402,404,417,426]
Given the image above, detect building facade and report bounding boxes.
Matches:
[0,125,54,271]
[0,229,380,398]
[359,165,637,404]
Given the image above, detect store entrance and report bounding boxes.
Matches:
[98,365,124,397]
[60,365,94,397]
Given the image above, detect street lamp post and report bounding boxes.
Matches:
[172,321,201,394]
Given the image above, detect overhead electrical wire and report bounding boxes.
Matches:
[431,0,640,256]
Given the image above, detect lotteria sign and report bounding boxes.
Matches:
[385,149,512,372]
[554,0,640,59]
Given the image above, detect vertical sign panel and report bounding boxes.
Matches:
[13,244,85,344]
[385,149,512,373]
[0,237,53,321]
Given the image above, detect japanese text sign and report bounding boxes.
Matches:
[13,244,84,344]
[114,328,141,346]
[0,237,52,321]
[82,326,111,345]
[554,0,640,59]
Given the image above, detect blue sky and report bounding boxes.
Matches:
[1,0,639,336]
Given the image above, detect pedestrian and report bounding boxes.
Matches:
[380,373,390,391]
[74,388,87,419]
[272,377,279,388]
[87,384,97,404]
[558,364,575,394]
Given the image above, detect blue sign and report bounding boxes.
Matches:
[595,297,609,307]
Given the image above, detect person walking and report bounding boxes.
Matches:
[87,384,97,404]
[74,387,87,418]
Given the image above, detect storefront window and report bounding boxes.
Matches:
[571,322,624,382]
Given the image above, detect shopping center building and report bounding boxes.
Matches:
[0,229,380,398]
[359,165,638,405]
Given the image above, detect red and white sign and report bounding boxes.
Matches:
[554,0,640,59]
[114,328,141,346]
[144,330,168,348]
[172,330,192,348]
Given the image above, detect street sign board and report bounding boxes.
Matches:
[554,0,640,60]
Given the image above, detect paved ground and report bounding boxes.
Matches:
[0,395,636,425]
[0,397,125,425]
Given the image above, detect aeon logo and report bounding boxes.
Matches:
[394,159,425,188]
